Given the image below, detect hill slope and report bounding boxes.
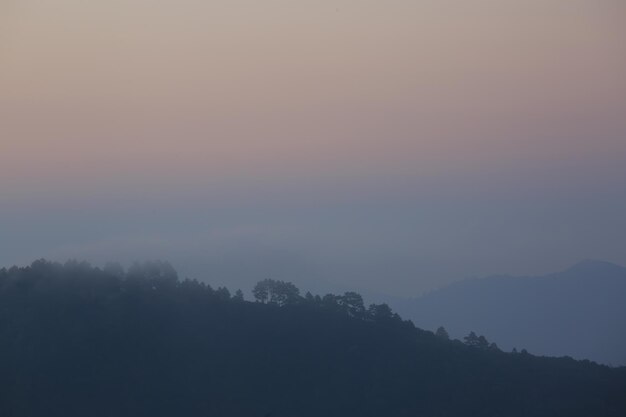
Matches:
[393,260,626,366]
[1,260,625,417]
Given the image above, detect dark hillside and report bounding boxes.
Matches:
[1,260,625,417]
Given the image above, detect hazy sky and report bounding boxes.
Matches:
[1,0,625,296]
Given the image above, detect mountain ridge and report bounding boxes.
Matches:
[392,260,626,366]
[1,259,625,416]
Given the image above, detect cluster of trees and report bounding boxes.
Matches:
[435,327,500,351]
[252,279,300,306]
[0,260,398,324]
[463,331,500,351]
[1,260,625,417]
[252,279,399,321]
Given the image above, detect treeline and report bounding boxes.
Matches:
[0,260,404,323]
[0,260,511,348]
[1,260,625,417]
[252,278,400,321]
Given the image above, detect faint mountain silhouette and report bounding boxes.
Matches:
[393,260,626,366]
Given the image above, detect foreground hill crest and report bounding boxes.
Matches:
[1,260,625,417]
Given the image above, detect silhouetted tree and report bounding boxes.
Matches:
[338,292,365,318]
[253,280,270,303]
[464,332,491,349]
[368,303,394,321]
[273,280,300,306]
[464,331,479,347]
[216,286,231,300]
[252,279,301,306]
[435,326,450,340]
[477,335,489,349]
[322,293,340,309]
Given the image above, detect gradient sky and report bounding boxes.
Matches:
[1,0,625,296]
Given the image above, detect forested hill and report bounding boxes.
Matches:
[1,261,625,417]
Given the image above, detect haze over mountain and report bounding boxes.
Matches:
[3,0,626,298]
[393,260,626,366]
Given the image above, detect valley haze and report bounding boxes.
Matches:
[2,0,626,298]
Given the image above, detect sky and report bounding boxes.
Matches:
[1,0,625,297]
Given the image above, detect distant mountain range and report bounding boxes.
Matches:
[392,260,626,366]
